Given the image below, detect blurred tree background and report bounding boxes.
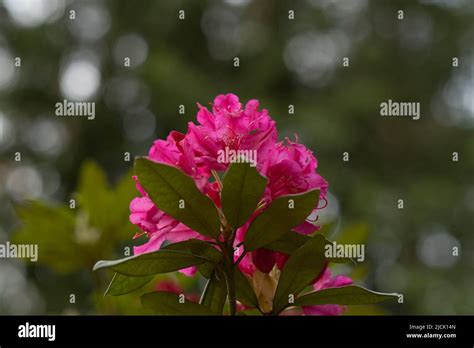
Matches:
[0,0,473,315]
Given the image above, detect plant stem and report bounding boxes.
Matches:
[225,267,237,316]
[223,243,237,316]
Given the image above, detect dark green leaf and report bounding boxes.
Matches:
[244,189,320,251]
[162,239,221,260]
[265,231,310,254]
[135,158,220,238]
[200,270,227,315]
[163,239,222,278]
[105,273,153,296]
[323,239,358,265]
[94,239,221,276]
[266,232,354,264]
[194,262,215,278]
[315,221,337,237]
[93,250,207,276]
[196,262,217,278]
[235,268,259,309]
[141,291,217,315]
[221,162,267,229]
[272,234,327,314]
[294,285,400,306]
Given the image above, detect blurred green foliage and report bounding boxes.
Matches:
[11,161,202,314]
[13,161,135,272]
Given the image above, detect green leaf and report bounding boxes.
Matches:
[141,291,217,315]
[12,163,139,274]
[315,220,338,237]
[244,189,320,251]
[323,240,358,265]
[196,262,217,278]
[266,232,354,264]
[135,158,221,238]
[294,285,400,307]
[162,239,222,278]
[200,270,227,315]
[265,231,310,254]
[94,239,221,276]
[162,239,221,261]
[235,268,259,309]
[272,234,327,314]
[221,162,267,229]
[105,273,153,296]
[93,250,208,276]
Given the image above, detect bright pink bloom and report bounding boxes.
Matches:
[302,268,353,316]
[129,196,203,252]
[129,189,203,276]
[262,137,329,236]
[263,137,328,200]
[148,130,210,192]
[130,94,330,285]
[186,93,277,172]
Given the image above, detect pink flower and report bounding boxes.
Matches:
[263,137,328,200]
[129,197,200,276]
[148,130,210,192]
[130,94,330,284]
[129,196,203,255]
[186,93,277,172]
[262,137,329,236]
[302,268,353,316]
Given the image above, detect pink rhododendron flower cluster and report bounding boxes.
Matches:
[129,93,350,314]
[187,94,277,173]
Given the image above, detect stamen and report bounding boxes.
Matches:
[316,196,328,210]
